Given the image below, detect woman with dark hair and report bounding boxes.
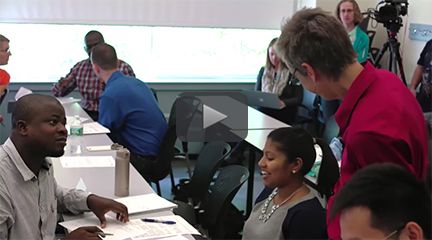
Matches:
[242,127,339,239]
[336,0,369,63]
[256,38,302,125]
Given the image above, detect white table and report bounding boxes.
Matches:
[53,101,153,198]
[55,101,198,239]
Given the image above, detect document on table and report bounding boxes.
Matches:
[57,97,81,105]
[114,194,177,215]
[66,116,89,125]
[59,156,115,168]
[82,122,111,134]
[14,87,32,100]
[59,215,200,240]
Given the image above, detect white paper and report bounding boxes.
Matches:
[114,194,177,215]
[82,122,111,134]
[75,178,87,191]
[14,87,33,101]
[57,97,81,105]
[86,145,113,152]
[66,116,89,125]
[59,156,115,168]
[60,215,200,240]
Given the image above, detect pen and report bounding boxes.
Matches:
[142,218,176,225]
[96,232,114,237]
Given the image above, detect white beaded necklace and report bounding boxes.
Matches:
[258,185,304,223]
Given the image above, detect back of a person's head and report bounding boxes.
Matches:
[331,163,431,239]
[12,94,59,129]
[91,43,118,70]
[85,30,104,43]
[276,8,356,81]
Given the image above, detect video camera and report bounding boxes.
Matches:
[369,0,408,33]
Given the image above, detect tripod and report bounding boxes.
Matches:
[372,29,407,85]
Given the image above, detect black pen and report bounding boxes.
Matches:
[142,218,176,225]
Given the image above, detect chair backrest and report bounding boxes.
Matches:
[150,124,177,182]
[200,165,249,231]
[0,89,7,106]
[150,88,158,102]
[168,96,202,141]
[296,87,318,122]
[187,141,231,201]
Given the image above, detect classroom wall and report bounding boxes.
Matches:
[401,0,432,83]
[316,0,432,83]
[0,0,294,29]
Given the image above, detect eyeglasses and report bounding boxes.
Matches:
[292,68,298,77]
[382,223,406,240]
[0,49,11,54]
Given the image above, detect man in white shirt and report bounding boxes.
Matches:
[0,94,129,239]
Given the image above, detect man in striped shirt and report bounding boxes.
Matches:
[52,30,135,121]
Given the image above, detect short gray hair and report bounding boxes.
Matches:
[276,8,356,81]
[0,34,9,43]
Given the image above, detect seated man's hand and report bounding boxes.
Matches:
[65,226,103,240]
[87,194,129,228]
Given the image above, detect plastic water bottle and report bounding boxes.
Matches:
[69,115,83,155]
[115,147,130,197]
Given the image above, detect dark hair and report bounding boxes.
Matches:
[330,163,431,238]
[268,127,339,199]
[91,43,118,70]
[12,94,61,129]
[84,30,104,43]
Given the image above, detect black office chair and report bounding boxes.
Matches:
[168,96,203,187]
[173,141,231,204]
[198,165,249,239]
[174,165,249,239]
[294,87,321,136]
[0,89,7,106]
[147,124,177,196]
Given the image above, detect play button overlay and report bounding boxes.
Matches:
[176,91,248,142]
[203,104,227,129]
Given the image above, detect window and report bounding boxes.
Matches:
[1,23,279,83]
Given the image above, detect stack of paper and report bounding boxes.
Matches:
[65,121,110,135]
[60,215,200,240]
[57,97,81,105]
[114,194,177,215]
[82,122,111,134]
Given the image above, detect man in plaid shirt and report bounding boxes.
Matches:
[52,30,135,121]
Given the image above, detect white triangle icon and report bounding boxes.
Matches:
[203,104,228,129]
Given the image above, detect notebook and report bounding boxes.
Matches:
[242,90,282,109]
[114,193,177,215]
